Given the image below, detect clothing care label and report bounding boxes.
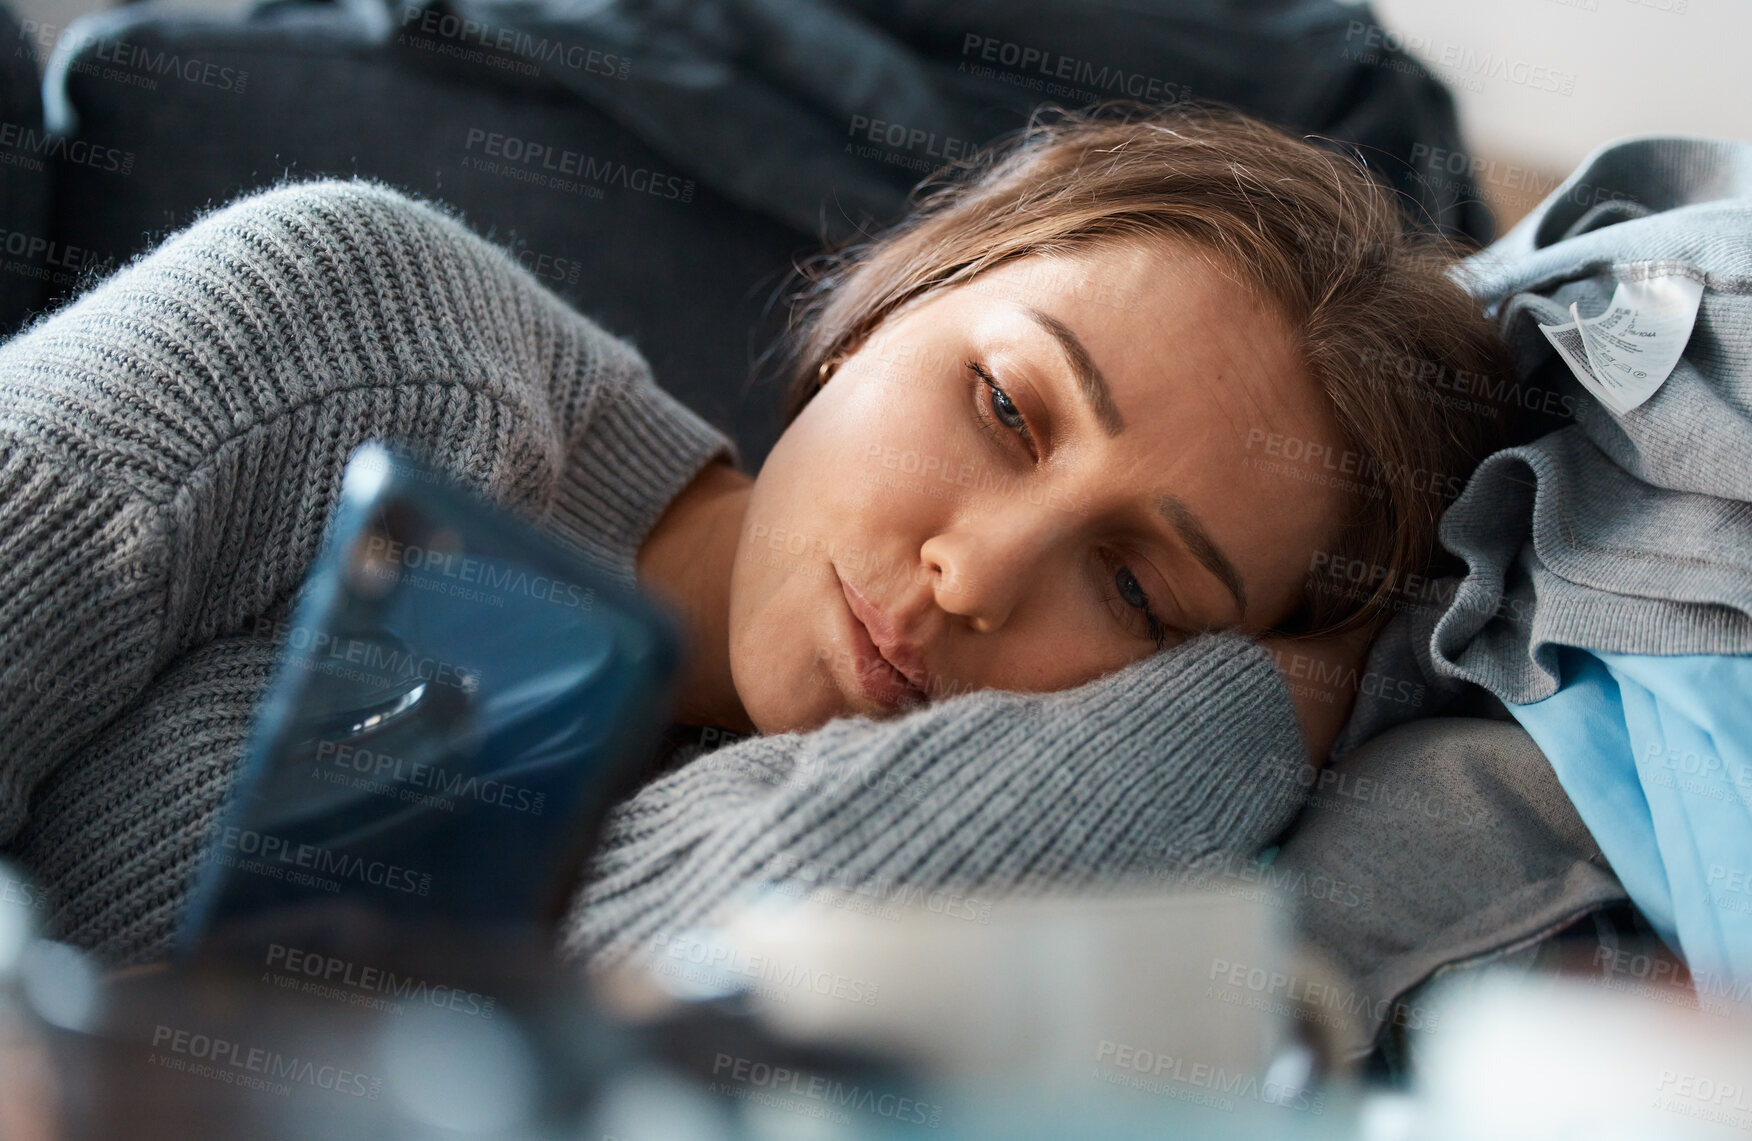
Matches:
[1537,273,1705,415]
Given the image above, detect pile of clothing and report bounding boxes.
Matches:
[1341,135,1752,990]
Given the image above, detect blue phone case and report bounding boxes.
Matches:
[176,442,684,960]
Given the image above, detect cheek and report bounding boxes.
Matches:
[987,592,1148,691]
[747,375,963,564]
[727,567,839,734]
[724,374,1151,721]
[716,388,902,733]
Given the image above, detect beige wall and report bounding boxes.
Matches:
[1361,0,1752,230]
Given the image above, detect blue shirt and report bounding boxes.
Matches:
[1510,649,1752,990]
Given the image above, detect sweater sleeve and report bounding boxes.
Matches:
[0,446,168,846]
[0,179,734,857]
[562,630,1310,967]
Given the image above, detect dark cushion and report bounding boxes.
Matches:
[39,0,1493,468]
[41,0,811,467]
[0,2,52,332]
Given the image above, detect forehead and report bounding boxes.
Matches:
[942,239,1320,448]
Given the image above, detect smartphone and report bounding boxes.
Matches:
[175,442,684,961]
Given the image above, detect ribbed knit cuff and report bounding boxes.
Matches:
[570,630,1310,966]
[545,360,739,591]
[785,631,1312,885]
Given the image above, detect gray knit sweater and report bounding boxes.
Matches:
[0,180,1308,969]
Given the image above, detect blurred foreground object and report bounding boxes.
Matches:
[600,879,1366,1136]
[1382,972,1752,1141]
[12,851,1752,1138]
[0,857,60,1141]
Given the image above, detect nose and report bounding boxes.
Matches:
[919,496,1076,634]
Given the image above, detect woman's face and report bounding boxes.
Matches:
[728,239,1348,734]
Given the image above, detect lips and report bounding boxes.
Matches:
[838,574,930,709]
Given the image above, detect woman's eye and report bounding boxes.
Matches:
[1115,564,1150,610]
[967,360,1034,449]
[1101,553,1176,651]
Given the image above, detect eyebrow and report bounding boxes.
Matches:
[1022,306,1127,438]
[1018,305,1249,618]
[1156,493,1249,618]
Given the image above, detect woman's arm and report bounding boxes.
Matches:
[0,446,169,844]
[564,629,1309,967]
[0,180,734,967]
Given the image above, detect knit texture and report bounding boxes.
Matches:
[1431,137,1752,703]
[0,179,1309,969]
[565,630,1308,968]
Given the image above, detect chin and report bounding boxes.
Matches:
[736,662,887,736]
[731,663,827,737]
[741,699,829,737]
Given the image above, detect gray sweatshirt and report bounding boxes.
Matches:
[1434,136,1752,699]
[0,180,1309,968]
[1335,135,1752,752]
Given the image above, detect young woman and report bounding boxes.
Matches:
[0,104,1509,968]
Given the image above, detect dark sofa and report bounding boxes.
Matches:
[0,0,1491,469]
